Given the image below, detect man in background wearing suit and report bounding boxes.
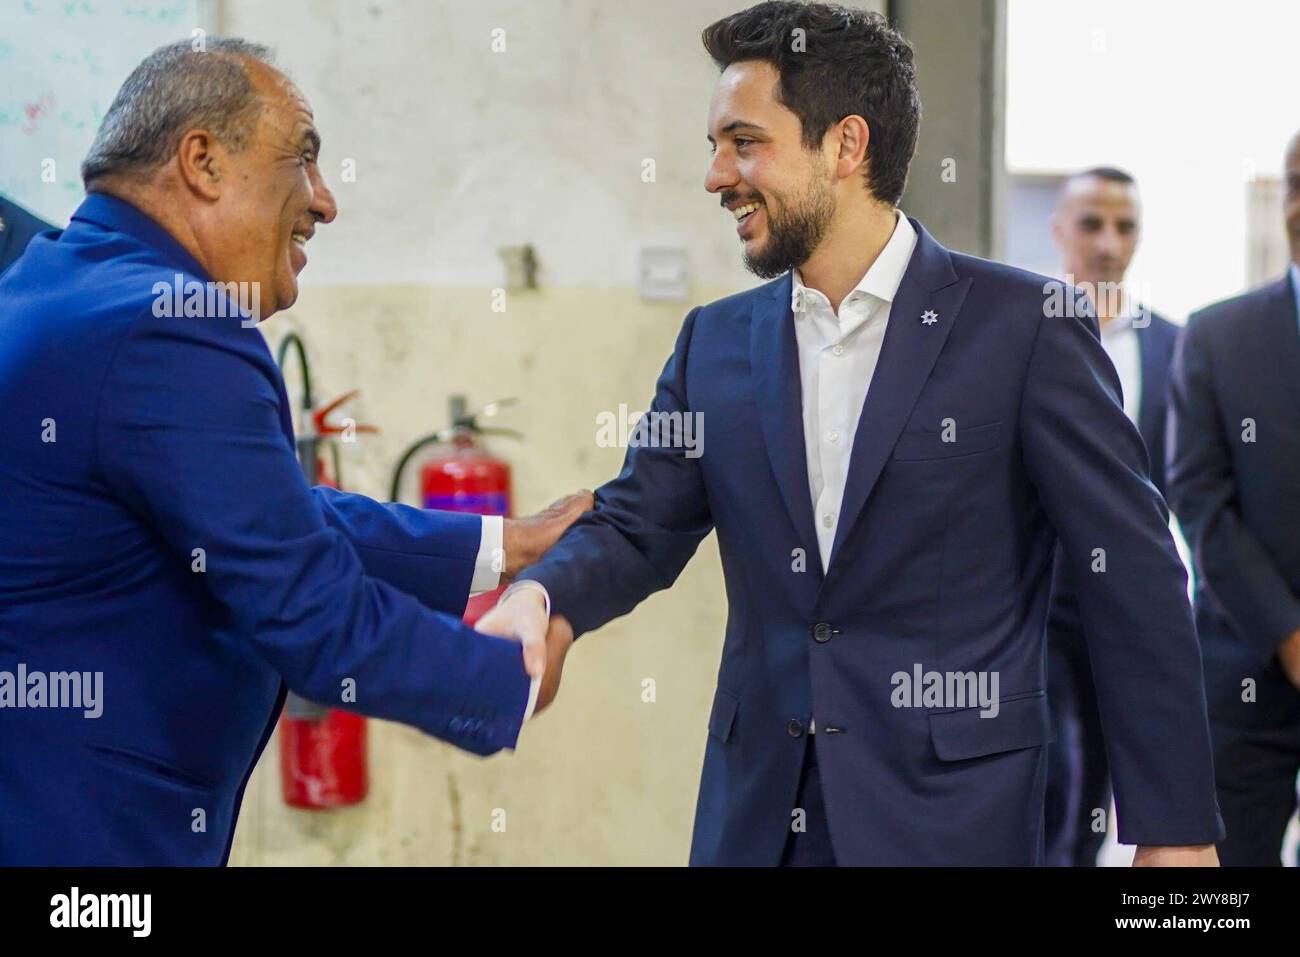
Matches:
[1167,131,1300,866]
[486,1,1222,866]
[1043,168,1183,866]
[0,192,53,276]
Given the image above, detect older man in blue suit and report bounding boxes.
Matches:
[0,39,587,865]
[499,2,1223,866]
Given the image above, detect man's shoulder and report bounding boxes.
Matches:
[0,218,268,389]
[947,251,1096,340]
[695,276,786,319]
[1187,277,1288,336]
[947,251,1088,330]
[1133,308,1181,350]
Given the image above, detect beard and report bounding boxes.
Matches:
[737,176,836,279]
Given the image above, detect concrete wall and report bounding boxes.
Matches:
[215,0,906,866]
[217,0,770,866]
[891,0,1005,259]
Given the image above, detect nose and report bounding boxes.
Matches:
[705,148,738,195]
[309,165,338,225]
[1094,225,1122,259]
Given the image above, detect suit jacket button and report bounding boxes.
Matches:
[787,718,804,738]
[812,622,833,643]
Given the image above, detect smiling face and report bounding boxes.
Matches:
[207,59,337,317]
[705,60,837,278]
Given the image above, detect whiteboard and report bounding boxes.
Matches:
[0,0,216,226]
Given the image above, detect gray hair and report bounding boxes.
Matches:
[81,37,275,188]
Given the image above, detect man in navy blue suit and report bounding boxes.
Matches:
[504,2,1222,865]
[1167,131,1300,866]
[1042,167,1184,866]
[0,193,54,277]
[0,39,587,865]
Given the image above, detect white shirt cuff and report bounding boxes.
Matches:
[499,580,551,723]
[470,515,504,595]
[522,674,542,723]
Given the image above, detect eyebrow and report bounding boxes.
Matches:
[706,120,767,144]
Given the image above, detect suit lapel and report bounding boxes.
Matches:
[1136,310,1162,447]
[750,274,821,574]
[828,219,971,569]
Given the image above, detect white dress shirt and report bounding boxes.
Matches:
[471,515,505,594]
[792,211,918,575]
[1098,307,1141,426]
[792,212,917,734]
[472,516,542,724]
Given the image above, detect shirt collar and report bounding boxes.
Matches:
[791,210,916,314]
[1101,304,1138,338]
[69,191,212,282]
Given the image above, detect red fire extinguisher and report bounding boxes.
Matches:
[389,396,522,625]
[274,333,376,810]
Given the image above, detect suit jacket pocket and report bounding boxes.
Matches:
[928,690,1053,761]
[892,421,1001,461]
[89,743,218,792]
[708,687,740,743]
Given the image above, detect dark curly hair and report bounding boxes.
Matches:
[702,1,921,206]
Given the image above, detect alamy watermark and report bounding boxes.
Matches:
[891,664,1000,717]
[50,887,150,937]
[1043,276,1152,327]
[0,664,102,718]
[595,404,704,459]
[152,273,261,327]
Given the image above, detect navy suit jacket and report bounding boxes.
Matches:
[521,219,1223,865]
[1048,310,1181,646]
[1167,276,1300,731]
[0,194,530,865]
[0,194,54,277]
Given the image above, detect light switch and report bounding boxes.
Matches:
[638,247,690,301]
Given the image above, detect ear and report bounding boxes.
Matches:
[833,114,870,182]
[174,128,224,201]
[1048,211,1063,246]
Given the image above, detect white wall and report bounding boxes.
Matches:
[214,0,762,866]
[222,0,758,291]
[1006,0,1299,319]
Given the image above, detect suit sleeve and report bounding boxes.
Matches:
[94,315,529,756]
[1019,303,1223,846]
[312,486,480,616]
[518,307,713,638]
[1166,315,1300,654]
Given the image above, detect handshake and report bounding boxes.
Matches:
[473,490,592,719]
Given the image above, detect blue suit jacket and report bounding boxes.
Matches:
[1167,276,1300,731]
[0,194,530,865]
[521,219,1223,865]
[0,194,54,277]
[1048,310,1181,646]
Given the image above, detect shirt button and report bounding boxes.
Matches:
[828,430,840,443]
[832,344,844,356]
[822,513,834,528]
